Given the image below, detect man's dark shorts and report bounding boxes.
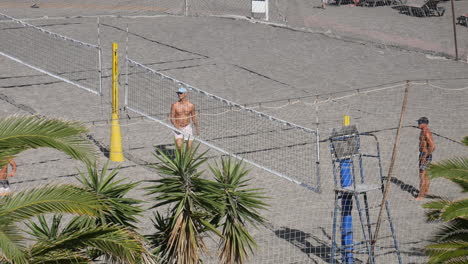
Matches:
[419,152,432,171]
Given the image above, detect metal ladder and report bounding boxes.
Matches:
[329,126,402,264]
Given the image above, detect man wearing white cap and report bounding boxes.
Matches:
[170,87,200,149]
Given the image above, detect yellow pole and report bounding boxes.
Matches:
[343,115,350,127]
[110,43,124,162]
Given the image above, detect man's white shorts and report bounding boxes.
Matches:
[173,125,193,140]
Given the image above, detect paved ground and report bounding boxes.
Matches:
[1,0,468,60]
[0,1,468,263]
[269,0,468,59]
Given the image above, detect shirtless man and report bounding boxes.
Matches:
[170,87,199,150]
[0,159,16,196]
[416,117,435,200]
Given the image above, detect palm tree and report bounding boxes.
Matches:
[0,115,98,263]
[24,162,155,264]
[210,158,268,264]
[145,143,224,263]
[25,214,155,264]
[0,115,154,263]
[423,137,468,264]
[146,143,268,264]
[0,185,105,264]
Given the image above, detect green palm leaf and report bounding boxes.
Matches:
[25,215,63,241]
[440,199,468,222]
[427,242,468,264]
[0,185,104,223]
[29,250,89,264]
[428,158,468,192]
[0,115,96,166]
[77,162,143,228]
[0,223,27,264]
[426,218,468,264]
[423,136,468,264]
[423,200,451,221]
[30,224,152,264]
[0,185,104,264]
[428,218,468,243]
[27,214,157,264]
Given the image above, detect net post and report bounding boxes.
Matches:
[110,43,124,162]
[265,0,269,21]
[125,24,129,107]
[97,17,102,96]
[315,93,321,192]
[343,115,351,126]
[315,127,321,192]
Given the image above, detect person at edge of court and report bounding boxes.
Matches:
[321,0,328,9]
[170,87,200,150]
[416,117,435,200]
[0,159,17,196]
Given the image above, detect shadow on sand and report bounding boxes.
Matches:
[153,144,176,159]
[274,226,334,263]
[389,176,441,199]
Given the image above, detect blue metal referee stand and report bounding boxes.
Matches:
[329,122,402,264]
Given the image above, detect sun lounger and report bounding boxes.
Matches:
[457,14,468,26]
[360,0,400,7]
[397,0,445,16]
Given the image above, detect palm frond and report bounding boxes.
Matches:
[426,241,468,264]
[29,250,89,264]
[423,199,452,221]
[428,158,468,192]
[0,185,103,223]
[210,157,269,264]
[26,215,63,241]
[430,218,468,243]
[0,115,96,166]
[462,136,468,146]
[146,212,171,257]
[148,142,207,179]
[30,224,151,264]
[439,199,468,222]
[425,209,468,264]
[0,224,28,264]
[77,162,143,228]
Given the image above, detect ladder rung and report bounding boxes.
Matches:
[371,235,394,240]
[359,205,382,211]
[336,245,376,254]
[335,184,381,194]
[364,219,389,226]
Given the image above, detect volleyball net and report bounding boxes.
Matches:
[125,57,321,191]
[0,12,101,95]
